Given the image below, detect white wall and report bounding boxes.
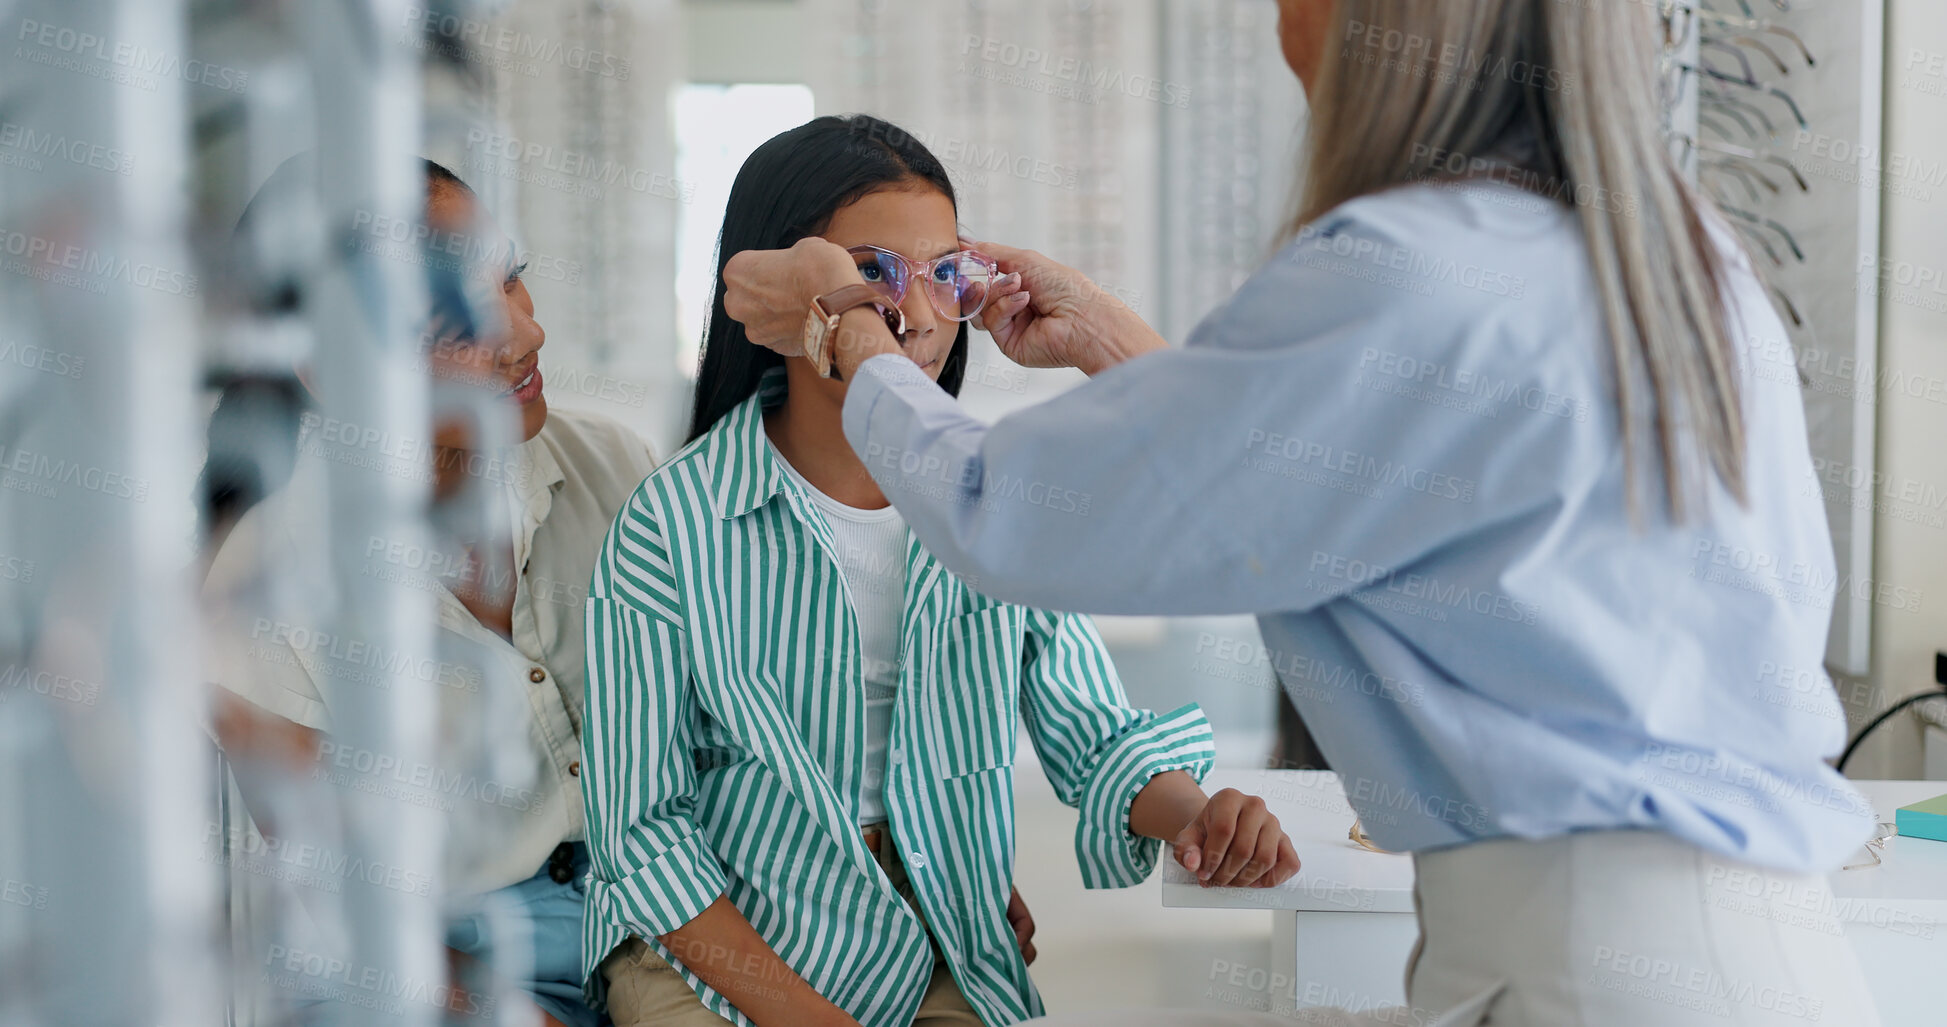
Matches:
[452,0,689,453]
[685,0,802,84]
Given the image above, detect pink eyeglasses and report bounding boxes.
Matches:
[847,245,1000,323]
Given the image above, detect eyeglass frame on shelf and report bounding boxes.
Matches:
[1841,822,1897,871]
[1349,817,1396,855]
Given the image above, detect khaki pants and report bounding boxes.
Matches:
[602,823,984,1027]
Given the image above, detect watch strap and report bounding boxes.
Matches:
[807,285,903,378]
[811,284,886,322]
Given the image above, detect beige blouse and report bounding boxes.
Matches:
[204,406,656,895]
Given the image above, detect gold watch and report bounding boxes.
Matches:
[803,285,904,379]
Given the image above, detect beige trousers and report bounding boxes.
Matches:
[601,824,984,1027]
[1026,829,1882,1026]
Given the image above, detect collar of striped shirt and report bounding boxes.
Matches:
[580,371,1216,1027]
[704,370,793,520]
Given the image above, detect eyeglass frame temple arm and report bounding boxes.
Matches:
[1701,87,1779,139]
[1701,154,1782,194]
[1699,104,1760,143]
[1720,203,1806,262]
[1714,33,1791,76]
[1698,38,1760,87]
[1694,141,1810,194]
[1697,110,1745,146]
[1770,284,1804,328]
[1678,66,1809,131]
[1841,823,1896,871]
[1700,161,1765,204]
[1691,10,1816,67]
[1732,220,1785,266]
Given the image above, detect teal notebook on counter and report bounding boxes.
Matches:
[1896,793,1947,843]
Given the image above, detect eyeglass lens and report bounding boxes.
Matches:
[851,248,995,322]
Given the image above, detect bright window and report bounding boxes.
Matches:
[671,83,816,376]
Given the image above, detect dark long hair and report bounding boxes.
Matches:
[687,114,968,444]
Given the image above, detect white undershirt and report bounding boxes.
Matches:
[770,442,908,824]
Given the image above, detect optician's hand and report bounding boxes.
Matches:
[1173,788,1303,889]
[962,237,1169,376]
[721,237,862,357]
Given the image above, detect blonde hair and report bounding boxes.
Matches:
[1295,0,1744,521]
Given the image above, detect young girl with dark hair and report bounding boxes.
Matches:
[580,115,1300,1027]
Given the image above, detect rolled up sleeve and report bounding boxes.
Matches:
[1016,610,1215,888]
[1072,703,1214,888]
[585,817,727,941]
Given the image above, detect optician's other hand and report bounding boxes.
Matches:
[1172,788,1303,889]
[962,237,1168,376]
[722,236,861,358]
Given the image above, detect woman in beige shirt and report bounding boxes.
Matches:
[203,156,655,1027]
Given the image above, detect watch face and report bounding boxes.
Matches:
[803,305,833,376]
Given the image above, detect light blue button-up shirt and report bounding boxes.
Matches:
[842,179,1875,873]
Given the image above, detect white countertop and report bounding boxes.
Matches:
[1829,779,1947,903]
[1162,770,1947,913]
[1161,769,1417,913]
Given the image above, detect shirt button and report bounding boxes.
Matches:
[569,761,580,777]
[908,852,926,870]
[548,843,576,884]
[529,667,546,683]
[891,747,906,766]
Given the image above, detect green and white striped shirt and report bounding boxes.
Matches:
[580,379,1215,1026]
